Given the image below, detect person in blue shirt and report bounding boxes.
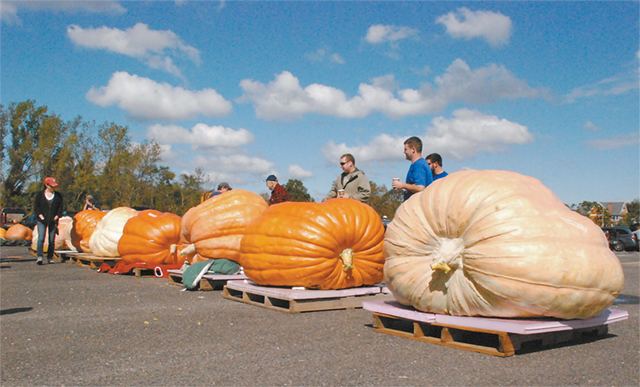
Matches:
[392,136,433,200]
[426,153,448,181]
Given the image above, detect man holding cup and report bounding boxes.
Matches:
[327,153,371,202]
[392,136,433,200]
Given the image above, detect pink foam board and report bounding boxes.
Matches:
[225,280,381,300]
[362,300,628,334]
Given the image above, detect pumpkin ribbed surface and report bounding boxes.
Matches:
[89,207,137,257]
[71,210,106,252]
[240,199,385,290]
[181,189,268,262]
[118,210,183,265]
[0,228,5,239]
[384,170,624,319]
[5,224,32,241]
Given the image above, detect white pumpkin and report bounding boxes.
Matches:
[89,207,137,257]
[31,216,76,252]
[384,170,624,320]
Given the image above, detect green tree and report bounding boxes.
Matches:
[285,179,314,202]
[623,199,639,226]
[367,181,403,218]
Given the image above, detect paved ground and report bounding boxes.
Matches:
[1,246,638,386]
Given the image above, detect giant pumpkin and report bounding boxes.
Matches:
[71,210,106,252]
[180,190,268,263]
[384,170,624,319]
[5,224,32,241]
[0,227,6,239]
[118,210,185,265]
[89,207,137,257]
[240,199,385,290]
[31,216,74,252]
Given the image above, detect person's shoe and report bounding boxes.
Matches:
[36,256,43,265]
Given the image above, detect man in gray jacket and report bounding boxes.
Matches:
[327,153,371,203]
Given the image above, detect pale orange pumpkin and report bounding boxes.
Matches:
[118,210,184,265]
[31,216,74,252]
[240,199,385,290]
[5,224,32,241]
[384,170,624,319]
[180,190,268,263]
[0,227,6,239]
[71,210,106,252]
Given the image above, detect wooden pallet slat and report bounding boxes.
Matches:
[365,300,628,357]
[165,269,247,290]
[223,280,391,313]
[59,251,121,269]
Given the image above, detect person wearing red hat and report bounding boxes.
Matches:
[33,177,64,265]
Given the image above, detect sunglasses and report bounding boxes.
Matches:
[340,161,349,166]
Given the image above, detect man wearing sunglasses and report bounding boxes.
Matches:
[327,153,371,203]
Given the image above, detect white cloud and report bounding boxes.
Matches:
[195,154,273,175]
[587,132,640,150]
[365,24,418,44]
[436,7,512,47]
[322,109,532,162]
[424,109,533,159]
[2,1,125,25]
[305,48,345,64]
[67,23,200,78]
[240,59,545,120]
[565,69,639,103]
[322,134,404,164]
[87,71,232,120]
[288,164,313,179]
[148,123,253,149]
[584,121,601,132]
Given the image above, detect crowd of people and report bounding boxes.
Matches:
[32,136,446,265]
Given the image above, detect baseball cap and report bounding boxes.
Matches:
[266,175,278,182]
[44,177,59,187]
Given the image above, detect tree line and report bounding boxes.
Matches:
[0,100,404,217]
[3,100,635,225]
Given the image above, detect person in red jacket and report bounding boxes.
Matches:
[265,175,289,205]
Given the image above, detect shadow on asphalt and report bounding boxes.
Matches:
[614,294,640,305]
[0,307,33,316]
[0,258,36,263]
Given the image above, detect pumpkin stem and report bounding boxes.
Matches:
[431,261,451,274]
[339,248,354,271]
[180,243,196,257]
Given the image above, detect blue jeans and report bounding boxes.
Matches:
[36,221,56,259]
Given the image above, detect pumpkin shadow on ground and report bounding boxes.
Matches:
[0,307,33,316]
[613,294,639,305]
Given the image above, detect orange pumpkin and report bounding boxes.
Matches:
[5,224,33,241]
[0,227,6,239]
[240,199,385,290]
[118,210,184,265]
[181,189,268,263]
[71,210,106,252]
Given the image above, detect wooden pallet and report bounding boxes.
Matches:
[62,252,121,269]
[363,300,628,357]
[166,269,247,290]
[223,280,391,313]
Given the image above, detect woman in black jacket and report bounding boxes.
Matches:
[33,177,64,265]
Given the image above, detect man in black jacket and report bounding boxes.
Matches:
[33,177,64,265]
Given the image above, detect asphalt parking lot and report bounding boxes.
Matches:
[1,246,638,386]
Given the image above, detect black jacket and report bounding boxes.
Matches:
[33,190,64,225]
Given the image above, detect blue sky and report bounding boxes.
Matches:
[2,1,638,204]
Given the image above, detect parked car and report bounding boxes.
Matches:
[602,227,636,252]
[1,207,26,227]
